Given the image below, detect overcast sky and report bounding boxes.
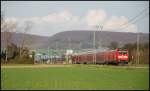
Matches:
[1,1,149,36]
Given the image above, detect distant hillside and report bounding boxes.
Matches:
[1,32,49,49]
[46,30,149,49]
[1,31,149,50]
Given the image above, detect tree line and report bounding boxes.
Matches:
[1,43,34,64]
[122,42,149,64]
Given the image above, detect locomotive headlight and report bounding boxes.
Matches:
[118,56,122,58]
[124,56,128,58]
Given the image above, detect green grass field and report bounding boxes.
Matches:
[1,65,149,90]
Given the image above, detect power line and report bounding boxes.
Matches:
[103,6,149,28]
[119,6,149,28]
[121,12,149,30]
[120,8,147,27]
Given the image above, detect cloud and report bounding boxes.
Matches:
[104,16,128,29]
[41,10,78,25]
[1,17,17,32]
[85,9,107,26]
[124,24,137,33]
[103,16,137,32]
[4,9,138,36]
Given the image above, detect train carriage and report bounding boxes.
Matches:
[71,48,128,65]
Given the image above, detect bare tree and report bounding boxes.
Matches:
[19,20,33,59]
[1,12,17,63]
[1,2,33,63]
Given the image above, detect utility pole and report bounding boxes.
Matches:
[68,38,71,49]
[93,31,96,64]
[55,41,58,58]
[48,37,51,63]
[48,46,49,63]
[79,42,82,50]
[56,41,58,50]
[94,25,103,64]
[5,47,7,63]
[67,37,71,62]
[137,32,140,65]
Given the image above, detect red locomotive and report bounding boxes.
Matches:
[71,48,129,65]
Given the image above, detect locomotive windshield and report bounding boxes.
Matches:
[119,51,127,54]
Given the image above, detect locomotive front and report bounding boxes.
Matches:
[116,48,129,64]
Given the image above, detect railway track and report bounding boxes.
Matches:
[1,64,149,69]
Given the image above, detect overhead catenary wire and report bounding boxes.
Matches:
[121,12,149,31]
[118,7,149,29]
[118,6,149,28]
